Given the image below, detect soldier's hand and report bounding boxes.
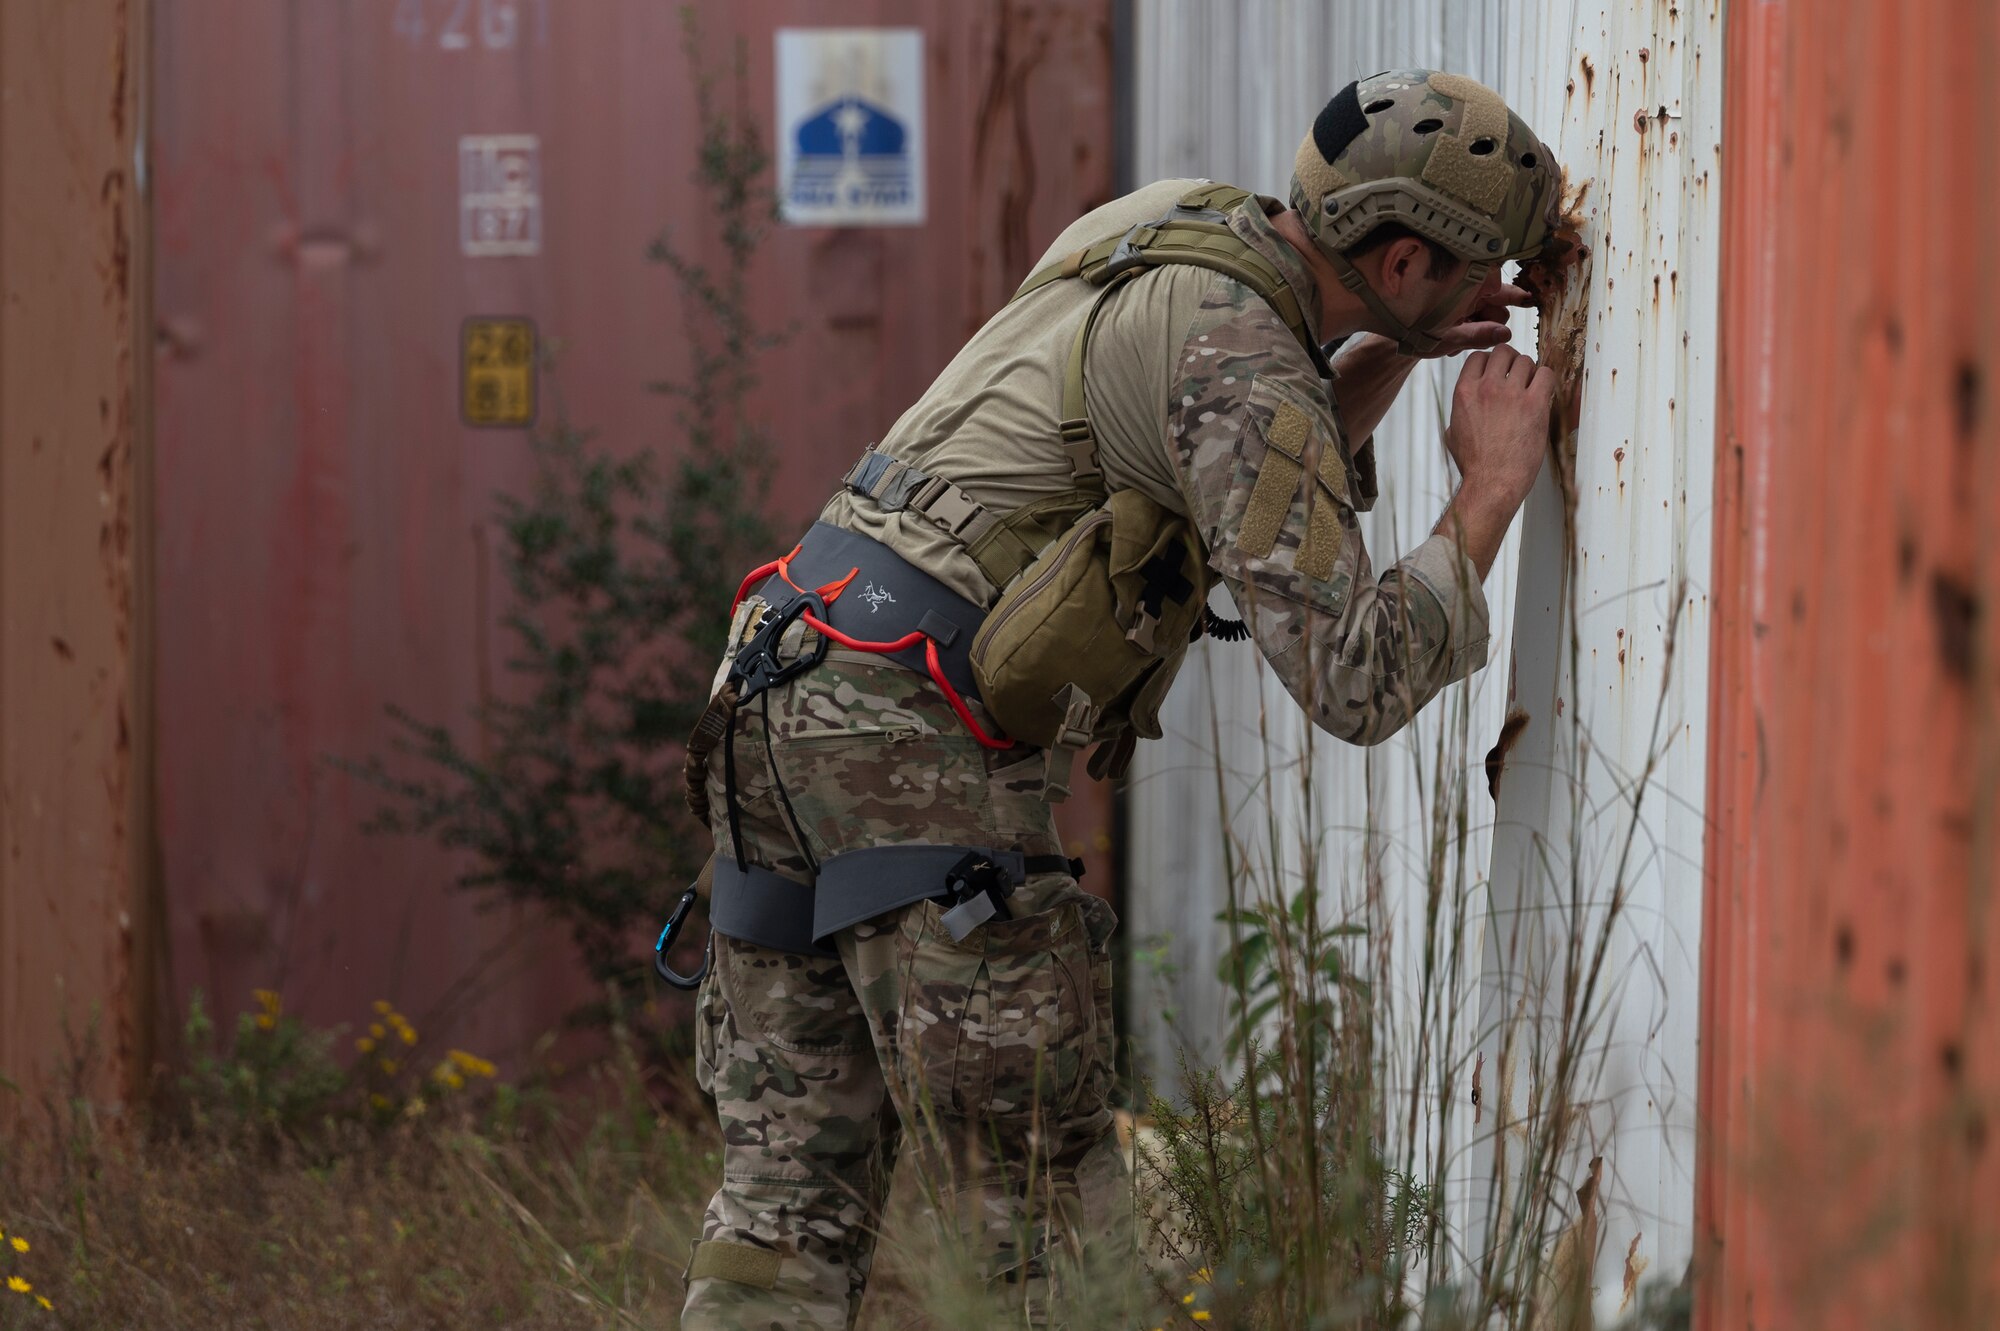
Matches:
[1419,281,1534,359]
[1444,345,1557,512]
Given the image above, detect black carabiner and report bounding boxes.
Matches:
[652,887,712,991]
[728,591,830,703]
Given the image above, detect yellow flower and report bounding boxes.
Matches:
[8,1276,31,1294]
[35,1295,52,1310]
[255,1014,276,1030]
[372,999,393,1015]
[254,988,281,1014]
[443,1071,465,1090]
[398,1025,417,1046]
[1191,1315,1211,1325]
[356,1036,375,1054]
[379,1059,399,1075]
[369,1023,386,1040]
[447,1049,496,1078]
[404,1096,427,1118]
[1194,1268,1212,1283]
[10,1236,27,1253]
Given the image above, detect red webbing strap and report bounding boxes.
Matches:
[794,610,1015,751]
[730,554,1015,751]
[733,556,786,613]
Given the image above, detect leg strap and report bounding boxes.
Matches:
[709,845,1083,957]
[710,860,837,957]
[811,844,1078,947]
[685,1238,782,1290]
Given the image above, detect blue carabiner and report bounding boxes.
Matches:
[653,886,712,991]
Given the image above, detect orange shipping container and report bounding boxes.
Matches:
[1699,0,2000,1323]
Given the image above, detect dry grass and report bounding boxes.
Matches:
[0,1015,720,1330]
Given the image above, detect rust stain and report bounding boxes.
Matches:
[1931,571,1978,683]
[110,0,130,138]
[1955,360,1981,441]
[100,170,131,301]
[1620,1232,1651,1313]
[968,0,1051,323]
[1484,706,1531,801]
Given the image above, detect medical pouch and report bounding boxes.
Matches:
[969,488,1209,750]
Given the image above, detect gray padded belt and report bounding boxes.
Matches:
[811,844,1035,947]
[709,859,837,958]
[753,522,988,704]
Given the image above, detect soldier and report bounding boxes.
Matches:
[674,70,1562,1329]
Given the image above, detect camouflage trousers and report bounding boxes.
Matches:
[680,651,1135,1331]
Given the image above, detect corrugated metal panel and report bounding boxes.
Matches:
[150,0,1113,1063]
[1699,1,2000,1324]
[1127,1,1720,1314]
[1478,2,1720,1315]
[0,0,154,1110]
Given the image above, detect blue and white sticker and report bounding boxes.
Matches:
[775,29,925,227]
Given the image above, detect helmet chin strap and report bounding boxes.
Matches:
[1325,247,1492,357]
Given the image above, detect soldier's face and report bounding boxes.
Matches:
[1433,262,1508,323]
[1402,257,1496,321]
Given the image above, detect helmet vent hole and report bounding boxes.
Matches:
[1470,137,1499,156]
[1413,118,1444,135]
[1364,98,1395,114]
[1520,151,1540,168]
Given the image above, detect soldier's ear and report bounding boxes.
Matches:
[1374,236,1433,297]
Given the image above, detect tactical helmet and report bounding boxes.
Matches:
[1290,70,1561,355]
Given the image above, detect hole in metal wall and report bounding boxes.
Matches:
[1364,98,1394,114]
[1470,137,1498,156]
[1413,118,1444,135]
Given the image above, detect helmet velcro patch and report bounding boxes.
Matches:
[1311,82,1371,168]
[1419,73,1513,214]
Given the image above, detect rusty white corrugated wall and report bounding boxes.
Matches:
[1126,2,1719,1315]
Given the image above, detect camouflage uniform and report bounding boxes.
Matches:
[681,181,1489,1329]
[683,656,1126,1329]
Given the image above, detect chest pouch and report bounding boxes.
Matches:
[969,488,1210,751]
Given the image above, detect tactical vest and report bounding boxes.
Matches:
[839,182,1329,767]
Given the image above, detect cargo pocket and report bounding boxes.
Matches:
[718,931,869,1056]
[896,896,1094,1123]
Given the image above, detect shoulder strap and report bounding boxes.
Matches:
[1016,184,1328,374]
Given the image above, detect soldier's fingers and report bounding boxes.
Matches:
[1493,282,1534,308]
[1528,361,1560,401]
[1459,350,1493,381]
[1452,323,1513,352]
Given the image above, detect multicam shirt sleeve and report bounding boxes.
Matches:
[1168,280,1491,745]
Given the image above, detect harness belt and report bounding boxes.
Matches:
[709,844,1081,955]
[751,522,989,706]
